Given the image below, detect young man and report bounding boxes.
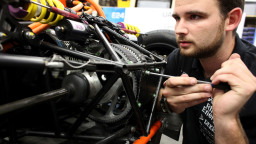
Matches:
[161,0,256,143]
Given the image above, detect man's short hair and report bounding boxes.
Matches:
[216,0,244,35]
[217,0,244,18]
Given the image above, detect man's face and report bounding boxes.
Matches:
[173,0,225,58]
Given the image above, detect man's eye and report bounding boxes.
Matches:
[173,16,180,21]
[190,15,201,20]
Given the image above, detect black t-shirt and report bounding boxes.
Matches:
[165,35,256,144]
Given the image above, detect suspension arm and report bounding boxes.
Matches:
[0,88,68,116]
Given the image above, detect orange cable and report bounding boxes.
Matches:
[32,23,51,34]
[86,0,105,18]
[133,120,162,144]
[58,0,66,7]
[28,22,41,29]
[71,1,83,12]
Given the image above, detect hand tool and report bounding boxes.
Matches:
[145,71,230,91]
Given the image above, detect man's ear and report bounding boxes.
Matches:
[225,8,243,32]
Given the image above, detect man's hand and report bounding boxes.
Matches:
[211,53,256,119]
[211,53,256,144]
[161,74,212,113]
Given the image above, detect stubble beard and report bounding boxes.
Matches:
[178,24,225,59]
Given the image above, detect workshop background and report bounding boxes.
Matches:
[100,0,256,46]
[0,0,256,144]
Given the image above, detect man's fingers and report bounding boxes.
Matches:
[181,73,189,77]
[165,92,212,104]
[164,76,197,87]
[162,84,212,96]
[169,97,209,113]
[229,53,240,60]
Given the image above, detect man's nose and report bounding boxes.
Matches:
[175,20,188,35]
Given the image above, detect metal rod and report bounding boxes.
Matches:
[145,71,211,84]
[29,0,50,9]
[0,88,68,116]
[0,53,47,69]
[40,41,116,63]
[124,61,166,70]
[145,71,231,90]
[23,130,130,142]
[96,126,131,144]
[146,69,164,133]
[118,68,147,136]
[93,23,122,62]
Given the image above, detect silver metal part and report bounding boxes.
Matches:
[82,72,102,99]
[46,62,64,68]
[25,32,36,40]
[145,71,211,84]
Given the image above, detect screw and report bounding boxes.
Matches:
[155,68,160,73]
[25,32,35,39]
[0,32,7,38]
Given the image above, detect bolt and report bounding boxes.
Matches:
[101,74,107,81]
[89,24,95,30]
[155,68,160,73]
[130,126,136,133]
[25,32,35,39]
[51,70,60,78]
[55,26,65,32]
[137,102,141,107]
[0,32,7,38]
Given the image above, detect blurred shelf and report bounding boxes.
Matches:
[245,0,256,2]
[246,15,256,18]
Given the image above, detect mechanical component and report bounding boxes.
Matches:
[118,22,140,37]
[62,72,90,105]
[89,43,145,124]
[8,0,64,25]
[55,19,94,41]
[0,1,171,143]
[84,72,103,99]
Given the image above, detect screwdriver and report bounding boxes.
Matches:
[145,71,231,91]
[29,0,80,20]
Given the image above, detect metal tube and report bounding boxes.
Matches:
[146,69,164,133]
[118,69,147,136]
[23,130,130,142]
[145,71,212,84]
[29,0,50,9]
[0,88,68,116]
[124,62,166,70]
[96,126,131,144]
[0,53,47,69]
[40,41,115,63]
[93,24,122,62]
